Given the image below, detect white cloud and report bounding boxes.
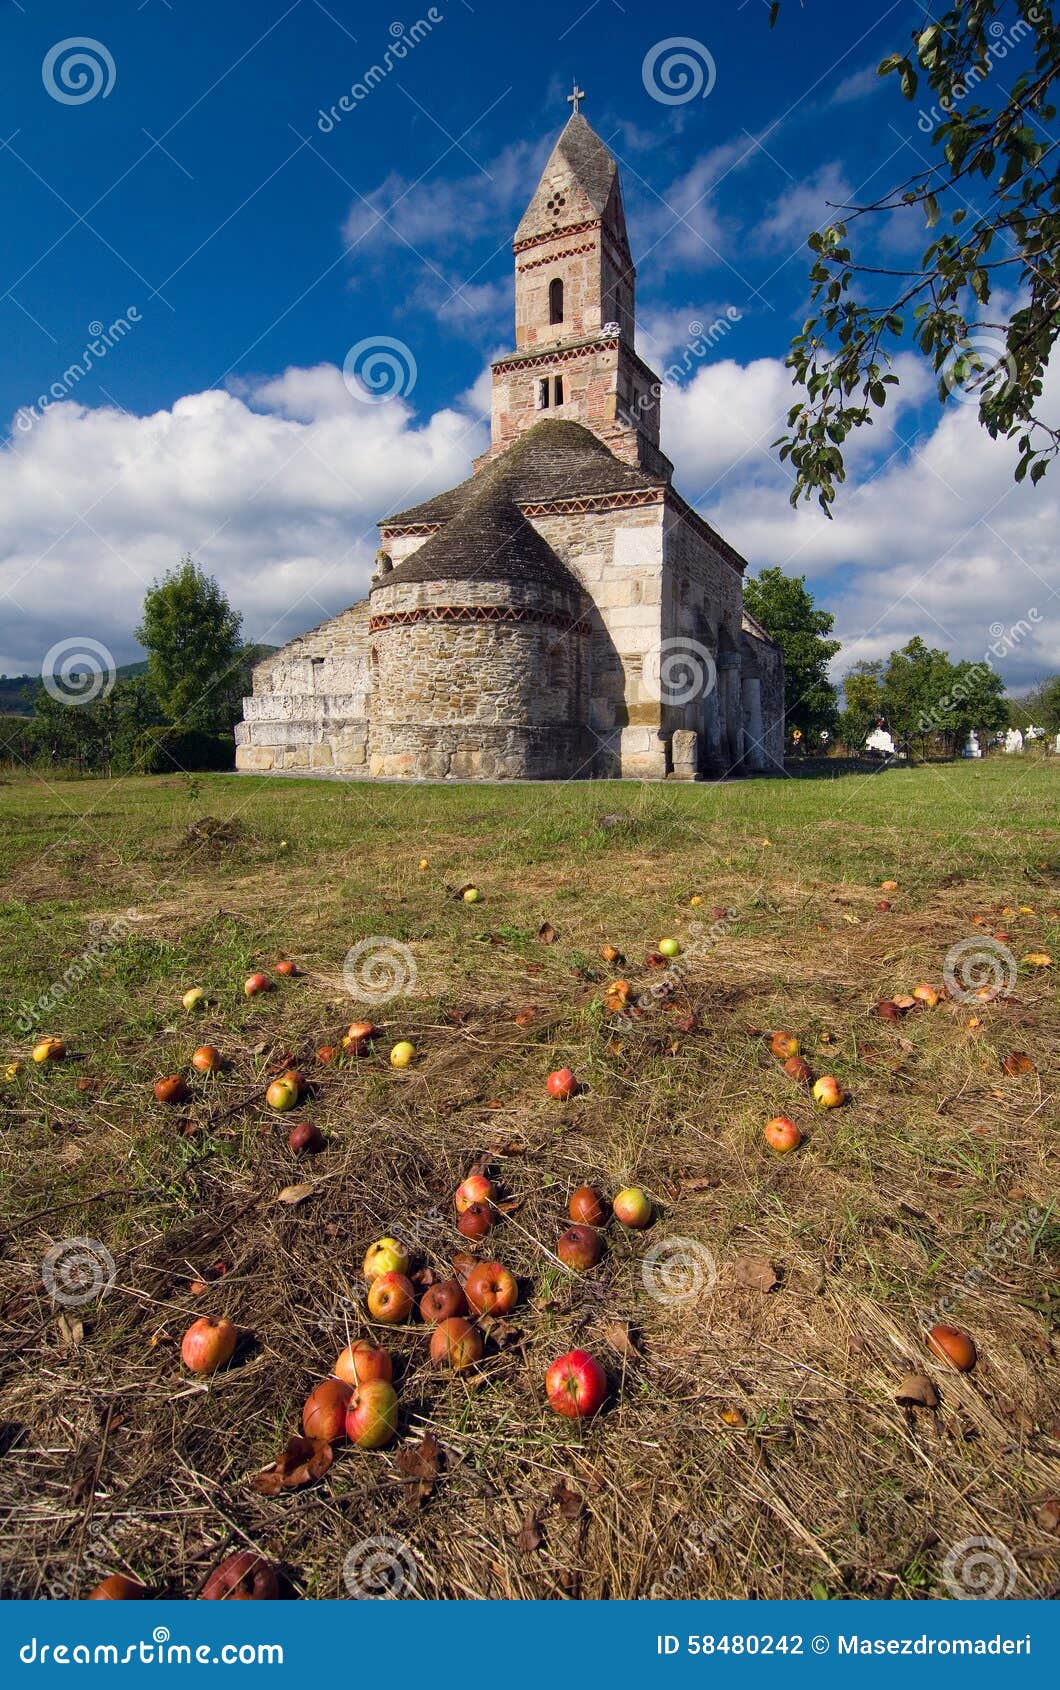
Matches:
[0,373,487,675]
[831,63,886,105]
[755,162,852,251]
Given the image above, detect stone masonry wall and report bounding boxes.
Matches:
[234,600,372,774]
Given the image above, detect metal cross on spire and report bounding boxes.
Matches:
[568,80,585,115]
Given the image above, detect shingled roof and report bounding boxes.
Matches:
[514,114,625,247]
[380,473,582,595]
[382,418,665,530]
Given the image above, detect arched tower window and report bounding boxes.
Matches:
[548,277,564,325]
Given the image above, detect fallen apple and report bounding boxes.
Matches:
[418,857,429,871]
[288,1121,325,1155]
[363,1237,409,1281]
[181,1315,237,1375]
[569,1185,607,1226]
[812,1075,845,1109]
[926,1323,977,1372]
[782,1055,813,1083]
[455,1174,495,1213]
[457,1201,493,1240]
[464,1261,518,1315]
[191,1044,223,1075]
[32,1037,66,1064]
[334,1340,392,1386]
[366,1271,415,1324]
[557,1224,603,1271]
[764,1115,801,1153]
[200,1552,280,1600]
[419,1279,467,1323]
[429,1315,484,1371]
[182,987,207,1011]
[316,1044,338,1063]
[88,1574,147,1599]
[658,937,681,959]
[645,952,666,968]
[302,1377,353,1441]
[769,1031,799,1061]
[154,1073,189,1104]
[4,1061,24,1079]
[546,1067,578,1100]
[390,1040,416,1069]
[613,1187,651,1228]
[545,1349,606,1418]
[265,1075,299,1112]
[244,973,272,997]
[462,886,481,904]
[880,880,898,891]
[913,984,940,1008]
[274,960,298,976]
[876,900,893,912]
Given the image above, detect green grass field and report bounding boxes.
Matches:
[1,758,1057,1600]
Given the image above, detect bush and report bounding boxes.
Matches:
[133,727,234,774]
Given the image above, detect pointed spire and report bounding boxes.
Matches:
[514,110,624,247]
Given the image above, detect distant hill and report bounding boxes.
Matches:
[0,647,276,716]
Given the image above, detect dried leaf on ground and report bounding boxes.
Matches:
[734,1256,779,1293]
[895,1374,939,1409]
[252,1435,332,1494]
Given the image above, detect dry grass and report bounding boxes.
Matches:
[0,761,1057,1601]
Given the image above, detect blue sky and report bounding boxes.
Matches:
[1,0,1056,690]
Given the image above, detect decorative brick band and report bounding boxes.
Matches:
[517,241,597,273]
[519,487,663,518]
[369,605,589,635]
[377,523,440,539]
[492,337,619,376]
[513,218,600,254]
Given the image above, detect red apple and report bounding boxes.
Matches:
[181,1316,237,1375]
[557,1224,603,1271]
[302,1377,353,1441]
[613,1187,651,1228]
[926,1323,977,1372]
[455,1174,495,1213]
[429,1316,484,1371]
[547,1068,578,1100]
[764,1115,801,1153]
[343,1020,376,1055]
[88,1574,147,1599]
[419,1279,467,1323]
[288,1120,324,1155]
[545,1349,606,1418]
[154,1073,189,1104]
[464,1261,519,1315]
[334,1340,392,1387]
[366,1271,415,1324]
[457,1201,493,1240]
[769,1031,799,1060]
[200,1552,279,1600]
[274,959,298,976]
[244,973,272,997]
[191,1045,223,1075]
[568,1185,607,1225]
[783,1055,813,1083]
[345,1380,399,1448]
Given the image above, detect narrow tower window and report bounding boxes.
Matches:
[548,277,564,325]
[537,378,551,409]
[553,375,564,406]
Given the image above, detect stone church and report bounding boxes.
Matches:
[235,105,784,781]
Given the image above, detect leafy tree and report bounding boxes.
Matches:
[1019,673,1060,728]
[881,636,957,753]
[136,558,243,734]
[839,658,885,748]
[946,657,1010,747]
[743,567,841,738]
[775,1,1060,511]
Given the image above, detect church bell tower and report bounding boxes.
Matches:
[482,87,671,478]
